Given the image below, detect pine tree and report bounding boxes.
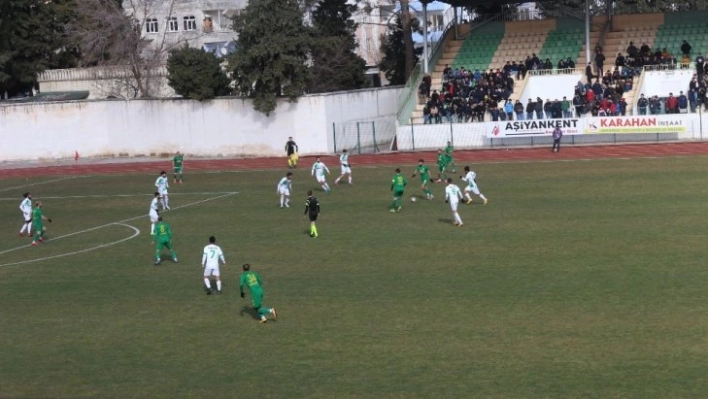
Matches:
[379,16,422,85]
[229,0,311,116]
[167,46,231,101]
[309,0,368,93]
[0,0,79,97]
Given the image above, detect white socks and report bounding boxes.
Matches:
[151,223,155,235]
[454,212,463,224]
[20,222,31,234]
[204,279,222,291]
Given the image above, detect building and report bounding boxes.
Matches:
[122,0,242,57]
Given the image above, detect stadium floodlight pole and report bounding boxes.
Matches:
[423,1,429,74]
[585,0,591,69]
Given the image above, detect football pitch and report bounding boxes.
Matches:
[2,155,708,398]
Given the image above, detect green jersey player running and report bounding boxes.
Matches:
[412,159,434,200]
[239,263,278,324]
[444,141,456,173]
[172,152,184,183]
[436,149,449,182]
[390,168,407,213]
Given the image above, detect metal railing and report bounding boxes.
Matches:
[528,67,585,76]
[395,15,457,125]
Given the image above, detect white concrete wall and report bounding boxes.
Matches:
[638,69,694,98]
[518,73,583,103]
[0,87,402,161]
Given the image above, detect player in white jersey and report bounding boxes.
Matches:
[276,172,293,208]
[444,178,465,227]
[202,236,226,294]
[311,157,331,192]
[460,165,488,205]
[149,192,160,236]
[334,149,353,185]
[155,171,170,210]
[19,192,33,237]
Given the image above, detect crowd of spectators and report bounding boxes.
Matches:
[417,53,579,124]
[415,39,708,123]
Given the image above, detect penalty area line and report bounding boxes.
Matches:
[0,191,238,258]
[0,223,140,268]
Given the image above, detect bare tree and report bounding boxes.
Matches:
[69,0,204,98]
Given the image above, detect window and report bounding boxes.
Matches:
[145,18,159,33]
[183,16,196,31]
[167,17,178,32]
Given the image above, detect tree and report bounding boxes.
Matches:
[69,0,197,98]
[398,0,416,80]
[378,15,422,85]
[0,0,79,97]
[229,0,311,116]
[309,0,368,93]
[166,46,231,101]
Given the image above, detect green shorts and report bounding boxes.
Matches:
[251,288,264,309]
[155,239,172,251]
[420,178,430,185]
[173,167,183,174]
[393,190,405,198]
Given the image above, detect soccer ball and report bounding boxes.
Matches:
[410,196,417,202]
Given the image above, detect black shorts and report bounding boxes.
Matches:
[308,214,318,222]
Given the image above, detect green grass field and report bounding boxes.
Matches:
[2,156,708,398]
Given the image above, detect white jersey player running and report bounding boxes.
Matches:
[334,149,353,185]
[202,236,226,294]
[277,172,293,208]
[311,157,331,193]
[149,192,160,235]
[444,178,465,227]
[19,192,33,237]
[155,171,170,210]
[460,166,488,205]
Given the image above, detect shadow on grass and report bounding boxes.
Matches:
[438,218,453,225]
[239,305,261,320]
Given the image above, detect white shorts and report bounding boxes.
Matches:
[278,187,290,196]
[149,211,159,223]
[316,175,326,184]
[159,189,168,196]
[22,211,31,222]
[204,265,220,277]
[449,200,459,212]
[465,185,481,195]
[340,166,352,175]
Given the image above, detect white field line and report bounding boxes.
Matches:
[0,176,81,193]
[0,223,140,268]
[0,191,238,201]
[0,192,238,258]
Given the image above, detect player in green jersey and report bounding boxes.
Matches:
[390,168,407,212]
[411,159,434,200]
[436,149,449,182]
[154,216,178,265]
[444,141,456,173]
[172,152,184,183]
[239,263,277,324]
[31,201,52,246]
